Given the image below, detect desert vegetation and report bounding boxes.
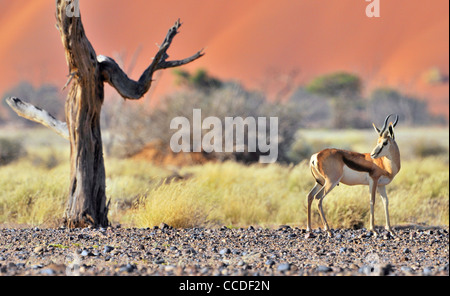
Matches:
[0,124,447,229]
[1,65,448,230]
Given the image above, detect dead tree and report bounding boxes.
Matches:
[5,0,203,227]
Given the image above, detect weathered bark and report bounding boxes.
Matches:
[97,19,204,100]
[4,1,203,228]
[55,1,108,227]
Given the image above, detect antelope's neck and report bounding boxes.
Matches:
[383,142,401,177]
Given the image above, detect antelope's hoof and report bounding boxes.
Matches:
[386,228,395,237]
[386,230,395,239]
[369,230,379,238]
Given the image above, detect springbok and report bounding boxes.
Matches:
[306,114,400,237]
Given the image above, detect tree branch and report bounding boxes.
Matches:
[98,19,204,100]
[5,97,69,140]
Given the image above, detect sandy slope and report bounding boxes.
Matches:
[0,0,448,116]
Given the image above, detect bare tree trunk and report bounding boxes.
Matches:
[6,1,203,228]
[55,1,108,227]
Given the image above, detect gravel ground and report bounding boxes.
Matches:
[0,224,448,276]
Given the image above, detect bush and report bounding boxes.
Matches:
[2,81,65,127]
[0,138,26,166]
[367,87,431,126]
[288,88,332,128]
[173,68,223,92]
[412,140,448,158]
[105,77,302,163]
[305,72,367,128]
[305,72,361,98]
[287,138,332,164]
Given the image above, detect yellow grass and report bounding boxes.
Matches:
[0,127,448,229]
[129,157,449,229]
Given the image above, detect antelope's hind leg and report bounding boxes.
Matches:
[315,181,339,237]
[306,183,322,232]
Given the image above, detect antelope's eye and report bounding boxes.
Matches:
[383,141,388,146]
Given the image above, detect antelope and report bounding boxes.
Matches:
[306,114,400,237]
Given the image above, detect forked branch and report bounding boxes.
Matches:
[5,97,69,140]
[98,19,204,100]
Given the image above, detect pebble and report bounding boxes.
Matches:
[119,263,136,273]
[103,245,114,253]
[32,264,44,269]
[380,264,394,276]
[33,246,45,254]
[317,265,332,273]
[359,265,375,275]
[277,263,291,272]
[154,258,165,264]
[265,260,275,266]
[422,267,433,276]
[40,268,56,275]
[0,227,447,276]
[80,250,93,257]
[219,248,231,255]
[401,266,413,274]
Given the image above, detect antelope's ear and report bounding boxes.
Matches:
[388,123,395,139]
[372,123,380,135]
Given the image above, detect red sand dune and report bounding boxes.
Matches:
[0,0,448,117]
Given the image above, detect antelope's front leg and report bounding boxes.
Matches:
[378,185,395,236]
[368,179,379,237]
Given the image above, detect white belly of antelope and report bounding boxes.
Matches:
[340,165,392,186]
[340,165,370,186]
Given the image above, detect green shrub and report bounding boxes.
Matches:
[287,138,332,163]
[305,72,361,98]
[0,138,26,166]
[412,140,448,158]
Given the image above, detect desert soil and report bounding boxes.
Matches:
[0,224,448,276]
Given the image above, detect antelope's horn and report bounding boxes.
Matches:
[392,114,399,127]
[380,114,394,134]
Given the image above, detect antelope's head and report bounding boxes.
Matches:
[370,114,399,159]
